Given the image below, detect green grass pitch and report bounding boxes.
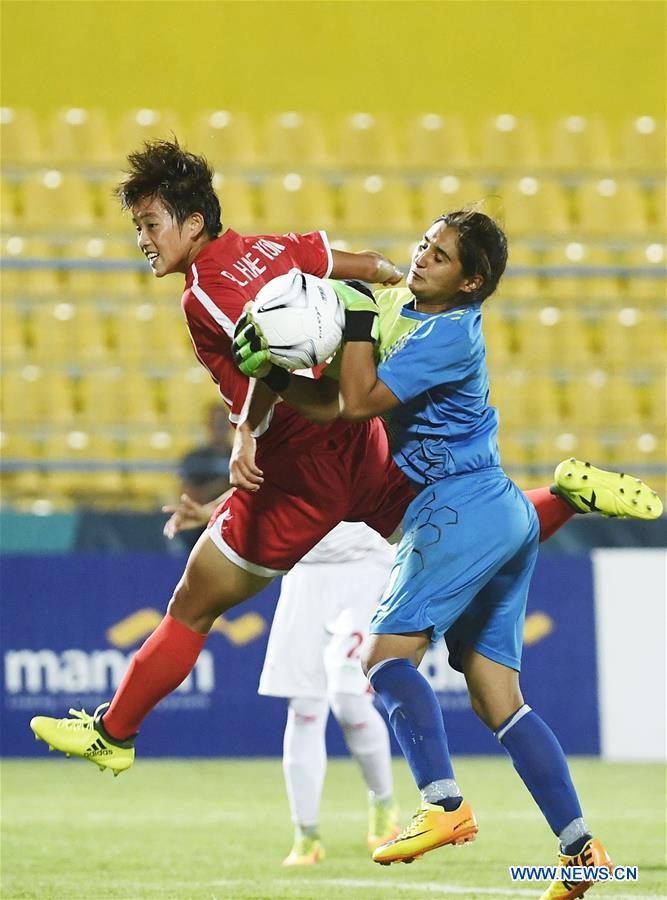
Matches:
[2,757,665,899]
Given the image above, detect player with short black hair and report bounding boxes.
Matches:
[118,140,223,239]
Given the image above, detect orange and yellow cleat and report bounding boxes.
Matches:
[372,800,477,865]
[539,837,613,900]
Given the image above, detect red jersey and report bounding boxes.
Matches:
[182,228,340,454]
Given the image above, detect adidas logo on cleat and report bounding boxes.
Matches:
[84,739,113,757]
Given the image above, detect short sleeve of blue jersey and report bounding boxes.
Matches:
[377,316,476,404]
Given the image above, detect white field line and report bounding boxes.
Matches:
[56,880,661,900]
[274,879,535,896]
[273,879,660,900]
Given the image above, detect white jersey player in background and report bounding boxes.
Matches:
[162,500,400,865]
[259,520,399,865]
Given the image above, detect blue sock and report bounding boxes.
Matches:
[369,657,454,790]
[496,705,583,836]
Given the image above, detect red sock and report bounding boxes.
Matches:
[524,487,577,543]
[103,614,207,740]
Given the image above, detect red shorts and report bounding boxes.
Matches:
[208,417,416,575]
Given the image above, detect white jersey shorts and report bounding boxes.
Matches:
[258,522,396,699]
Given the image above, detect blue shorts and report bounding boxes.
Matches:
[369,467,539,672]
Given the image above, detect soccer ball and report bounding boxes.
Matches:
[250,268,344,370]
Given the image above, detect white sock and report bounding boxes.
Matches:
[330,691,393,803]
[282,697,329,829]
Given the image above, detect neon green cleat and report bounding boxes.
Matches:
[281,835,325,866]
[368,799,401,851]
[372,800,477,865]
[553,458,663,519]
[30,703,134,775]
[538,837,613,899]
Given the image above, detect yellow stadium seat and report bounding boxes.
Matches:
[522,374,564,428]
[500,176,570,238]
[161,367,222,429]
[619,116,665,172]
[533,431,609,469]
[595,307,666,370]
[1,107,42,163]
[43,430,124,497]
[648,178,666,231]
[334,112,400,169]
[30,300,110,366]
[562,371,642,429]
[478,114,542,171]
[212,173,258,233]
[339,175,415,235]
[513,306,594,368]
[613,431,666,500]
[47,107,115,164]
[497,243,541,304]
[417,175,489,225]
[78,368,158,427]
[541,242,621,304]
[637,373,666,423]
[116,108,185,157]
[496,428,533,468]
[63,236,142,296]
[190,109,258,168]
[574,177,647,237]
[488,371,519,426]
[110,300,191,367]
[0,302,28,363]
[20,170,97,229]
[123,430,182,502]
[548,115,613,171]
[1,235,63,295]
[2,175,18,228]
[260,173,335,233]
[261,111,330,169]
[76,369,124,426]
[482,306,513,368]
[623,242,666,302]
[494,370,567,429]
[98,172,134,230]
[1,367,75,427]
[404,114,471,170]
[0,429,45,497]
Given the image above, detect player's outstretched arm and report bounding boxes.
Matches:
[335,282,400,420]
[230,379,279,491]
[338,341,400,420]
[331,249,403,286]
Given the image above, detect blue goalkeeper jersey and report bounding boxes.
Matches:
[375,288,500,487]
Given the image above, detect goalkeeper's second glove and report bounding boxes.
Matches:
[331,279,380,344]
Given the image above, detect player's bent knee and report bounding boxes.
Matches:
[468,688,524,731]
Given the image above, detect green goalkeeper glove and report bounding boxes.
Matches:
[330,279,380,344]
[232,313,272,378]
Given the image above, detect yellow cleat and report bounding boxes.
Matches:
[368,800,401,851]
[29,704,134,774]
[372,800,477,865]
[281,835,325,866]
[553,458,663,519]
[539,837,613,900]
